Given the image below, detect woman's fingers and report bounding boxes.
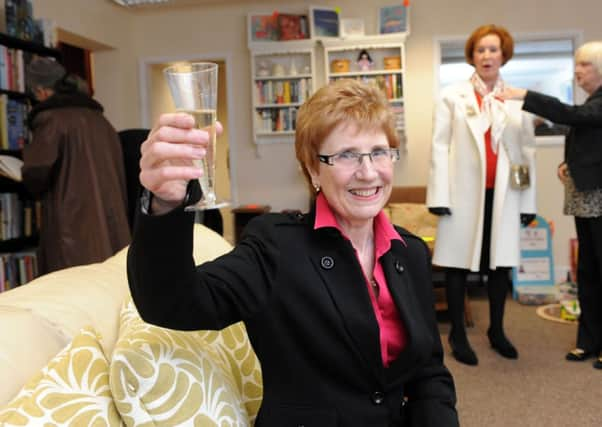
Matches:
[139,140,205,170]
[137,113,225,203]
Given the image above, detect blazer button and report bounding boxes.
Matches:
[395,260,405,273]
[371,391,385,405]
[321,256,334,269]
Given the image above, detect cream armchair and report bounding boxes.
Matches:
[0,224,262,426]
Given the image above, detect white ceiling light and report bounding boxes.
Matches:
[113,0,171,7]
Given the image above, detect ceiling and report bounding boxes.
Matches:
[111,0,281,9]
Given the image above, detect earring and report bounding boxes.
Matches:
[313,183,320,193]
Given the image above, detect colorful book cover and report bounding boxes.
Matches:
[277,14,308,41]
[379,5,409,34]
[312,9,339,37]
[6,98,19,150]
[250,15,279,41]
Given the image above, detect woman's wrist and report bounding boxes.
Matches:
[151,197,180,215]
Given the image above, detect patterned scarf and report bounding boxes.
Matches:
[470,72,507,153]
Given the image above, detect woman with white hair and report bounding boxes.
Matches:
[504,41,602,370]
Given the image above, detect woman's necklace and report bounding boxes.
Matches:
[370,278,380,298]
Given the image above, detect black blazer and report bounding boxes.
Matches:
[128,206,458,426]
[523,87,602,191]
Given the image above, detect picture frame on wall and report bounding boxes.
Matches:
[248,13,279,42]
[277,13,310,41]
[340,18,365,38]
[378,5,410,35]
[309,6,340,38]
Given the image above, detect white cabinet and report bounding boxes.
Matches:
[249,40,316,144]
[321,35,407,142]
[247,32,408,146]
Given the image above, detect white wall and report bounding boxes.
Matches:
[33,0,602,276]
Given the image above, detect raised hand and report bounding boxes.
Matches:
[500,86,527,101]
[139,113,223,214]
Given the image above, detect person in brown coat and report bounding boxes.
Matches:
[22,57,130,275]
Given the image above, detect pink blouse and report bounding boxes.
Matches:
[314,193,407,366]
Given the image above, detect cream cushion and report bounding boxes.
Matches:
[0,326,123,426]
[110,301,251,426]
[0,247,130,358]
[0,307,70,406]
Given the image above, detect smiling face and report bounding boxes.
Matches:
[309,121,394,230]
[473,34,504,86]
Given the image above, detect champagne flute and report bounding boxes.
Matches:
[163,62,229,211]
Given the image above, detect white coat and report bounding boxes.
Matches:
[427,80,536,271]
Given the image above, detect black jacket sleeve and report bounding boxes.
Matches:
[523,89,602,127]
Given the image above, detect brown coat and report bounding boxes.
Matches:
[22,92,130,275]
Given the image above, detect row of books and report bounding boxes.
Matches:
[0,45,29,93]
[4,0,33,41]
[0,94,29,149]
[0,193,40,241]
[255,78,312,106]
[0,250,37,292]
[331,74,404,100]
[255,107,298,133]
[390,104,405,130]
[4,0,57,48]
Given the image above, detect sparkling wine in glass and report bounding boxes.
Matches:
[164,62,228,211]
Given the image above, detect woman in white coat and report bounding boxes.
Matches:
[427,24,537,366]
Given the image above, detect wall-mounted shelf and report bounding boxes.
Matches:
[249,40,315,144]
[321,35,407,144]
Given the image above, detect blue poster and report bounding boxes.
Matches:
[512,215,556,303]
[379,5,408,34]
[312,9,339,37]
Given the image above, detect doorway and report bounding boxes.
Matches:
[145,59,233,243]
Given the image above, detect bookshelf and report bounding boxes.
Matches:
[0,32,60,291]
[249,39,316,144]
[247,9,409,147]
[321,34,407,145]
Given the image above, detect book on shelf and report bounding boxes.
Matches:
[4,0,17,37]
[250,14,279,42]
[255,78,311,105]
[277,14,309,41]
[32,18,56,48]
[5,0,34,41]
[0,250,37,292]
[0,154,22,181]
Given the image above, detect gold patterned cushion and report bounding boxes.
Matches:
[0,326,123,426]
[192,328,263,420]
[110,300,262,426]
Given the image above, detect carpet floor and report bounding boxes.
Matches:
[438,290,601,427]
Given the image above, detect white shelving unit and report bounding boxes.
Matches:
[249,39,316,144]
[321,34,407,142]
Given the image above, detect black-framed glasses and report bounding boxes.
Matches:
[318,148,400,169]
